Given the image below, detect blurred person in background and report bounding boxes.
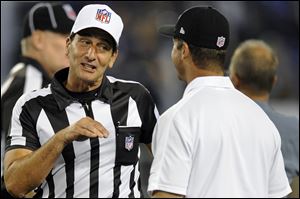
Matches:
[1,2,76,198]
[229,39,299,197]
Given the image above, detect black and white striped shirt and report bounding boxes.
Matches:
[1,57,51,175]
[1,57,51,137]
[6,68,159,198]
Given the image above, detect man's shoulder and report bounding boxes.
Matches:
[257,102,299,136]
[9,62,26,76]
[158,97,190,124]
[1,60,46,97]
[1,63,27,99]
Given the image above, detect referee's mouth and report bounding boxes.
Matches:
[81,63,97,72]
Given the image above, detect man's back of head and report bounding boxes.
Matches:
[21,2,76,77]
[229,39,279,99]
[158,6,230,81]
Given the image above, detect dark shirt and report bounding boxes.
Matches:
[1,56,51,199]
[256,101,299,183]
[1,57,51,135]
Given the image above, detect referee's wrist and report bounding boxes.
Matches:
[55,130,70,146]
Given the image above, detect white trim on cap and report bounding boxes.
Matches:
[29,3,57,34]
[45,3,57,28]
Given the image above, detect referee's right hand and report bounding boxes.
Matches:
[59,117,109,144]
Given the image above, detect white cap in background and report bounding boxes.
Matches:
[71,4,123,45]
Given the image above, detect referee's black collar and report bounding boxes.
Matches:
[21,56,51,82]
[51,67,113,110]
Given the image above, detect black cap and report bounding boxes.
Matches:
[159,6,230,50]
[23,3,77,38]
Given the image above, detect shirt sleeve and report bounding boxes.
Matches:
[137,87,159,144]
[6,94,41,152]
[148,114,192,196]
[268,134,292,198]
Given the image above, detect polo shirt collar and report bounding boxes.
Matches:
[183,76,235,97]
[51,67,113,110]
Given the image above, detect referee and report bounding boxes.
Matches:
[4,4,158,198]
[1,2,76,198]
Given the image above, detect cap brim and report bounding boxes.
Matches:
[158,25,175,37]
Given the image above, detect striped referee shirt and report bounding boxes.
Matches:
[1,57,51,137]
[6,67,159,198]
[1,57,51,175]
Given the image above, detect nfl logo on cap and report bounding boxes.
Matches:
[96,9,111,23]
[216,36,226,48]
[70,4,124,46]
[125,136,134,151]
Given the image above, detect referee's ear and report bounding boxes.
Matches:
[108,49,119,69]
[65,37,71,57]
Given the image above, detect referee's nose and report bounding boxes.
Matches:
[85,46,97,62]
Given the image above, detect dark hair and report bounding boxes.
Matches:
[69,28,117,53]
[176,38,226,71]
[229,40,278,93]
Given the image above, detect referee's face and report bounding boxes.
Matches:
[66,33,118,91]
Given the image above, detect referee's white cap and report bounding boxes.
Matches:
[71,4,124,46]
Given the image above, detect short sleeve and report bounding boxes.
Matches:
[137,88,159,144]
[268,138,292,197]
[148,115,192,196]
[6,94,41,152]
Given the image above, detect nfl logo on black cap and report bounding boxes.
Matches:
[216,36,226,48]
[158,6,230,50]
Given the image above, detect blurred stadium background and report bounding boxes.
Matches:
[1,1,298,198]
[1,1,299,116]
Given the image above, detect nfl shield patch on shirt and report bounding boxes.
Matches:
[125,136,134,151]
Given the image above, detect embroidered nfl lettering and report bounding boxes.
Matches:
[95,9,111,23]
[216,36,225,48]
[125,136,134,151]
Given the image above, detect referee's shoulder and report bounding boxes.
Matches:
[15,85,52,107]
[107,76,151,96]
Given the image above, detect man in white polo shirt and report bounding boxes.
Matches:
[148,6,291,198]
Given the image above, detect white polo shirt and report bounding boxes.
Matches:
[148,76,291,198]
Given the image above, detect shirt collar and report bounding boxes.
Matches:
[51,67,113,110]
[21,56,51,82]
[183,76,235,97]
